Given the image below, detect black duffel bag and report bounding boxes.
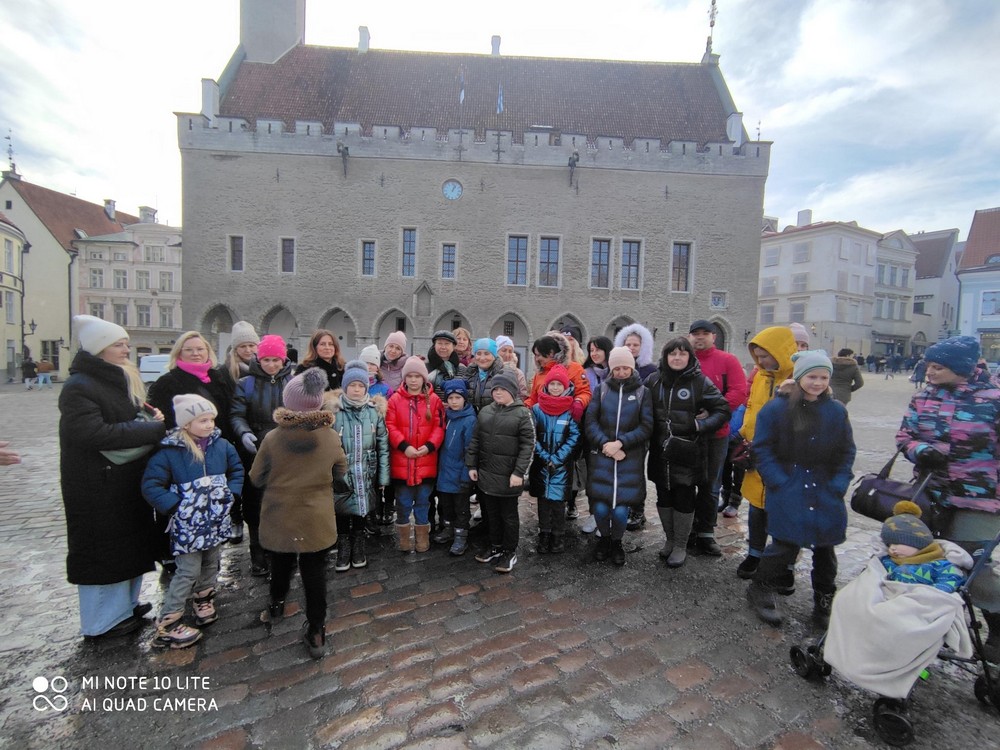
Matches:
[849,447,945,533]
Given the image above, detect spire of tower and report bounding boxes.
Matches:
[705,0,718,55]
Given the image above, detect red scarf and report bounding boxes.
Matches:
[176,360,212,384]
[536,390,573,416]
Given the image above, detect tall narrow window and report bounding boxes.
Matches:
[113,269,128,289]
[159,306,174,328]
[136,270,150,290]
[621,240,641,290]
[281,238,295,273]
[90,268,104,288]
[791,273,808,293]
[361,240,376,276]
[159,271,173,292]
[591,239,610,288]
[441,243,456,279]
[538,237,559,287]
[136,305,151,327]
[4,239,13,272]
[89,302,105,318]
[402,229,416,277]
[4,291,13,323]
[229,236,244,271]
[672,242,691,292]
[144,245,165,263]
[507,235,527,286]
[113,304,128,326]
[503,320,515,336]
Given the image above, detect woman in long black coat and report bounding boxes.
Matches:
[59,316,166,638]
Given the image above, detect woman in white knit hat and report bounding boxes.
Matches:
[59,315,167,639]
[219,320,260,391]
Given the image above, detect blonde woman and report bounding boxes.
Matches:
[59,316,167,639]
[147,331,234,436]
[220,320,260,391]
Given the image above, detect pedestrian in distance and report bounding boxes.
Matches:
[250,367,348,660]
[528,364,581,555]
[830,348,865,405]
[142,395,244,648]
[746,350,856,628]
[21,356,37,390]
[467,371,535,573]
[585,347,654,566]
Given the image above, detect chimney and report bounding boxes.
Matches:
[104,199,116,222]
[491,35,501,56]
[358,26,370,53]
[240,0,305,64]
[797,209,813,227]
[139,206,158,224]
[201,79,219,127]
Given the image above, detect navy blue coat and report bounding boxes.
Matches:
[529,401,580,501]
[437,403,477,493]
[753,393,856,548]
[584,373,653,507]
[230,359,294,442]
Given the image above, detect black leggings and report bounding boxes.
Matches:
[269,549,329,629]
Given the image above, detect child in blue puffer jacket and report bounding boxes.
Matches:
[142,394,244,649]
[437,379,477,555]
[529,365,580,554]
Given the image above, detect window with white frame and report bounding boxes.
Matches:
[361,240,376,277]
[4,291,14,323]
[764,246,780,266]
[507,235,528,286]
[901,268,909,288]
[791,273,808,293]
[113,304,128,326]
[136,305,151,327]
[144,245,165,263]
[90,268,103,288]
[887,299,896,319]
[889,266,898,286]
[760,277,777,296]
[229,236,244,272]
[159,306,173,328]
[113,251,127,261]
[792,242,810,263]
[136,270,149,290]
[591,239,610,288]
[759,304,775,325]
[789,301,806,322]
[877,264,886,284]
[621,240,641,290]
[89,251,103,261]
[159,271,173,292]
[875,298,885,318]
[441,243,456,279]
[4,239,12,272]
[402,229,416,277]
[89,302,105,318]
[113,269,127,289]
[538,237,560,287]
[983,292,1000,316]
[280,238,295,273]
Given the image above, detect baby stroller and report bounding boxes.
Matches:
[788,521,1000,746]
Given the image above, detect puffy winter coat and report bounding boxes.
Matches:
[646,359,730,488]
[59,350,167,585]
[148,366,235,440]
[466,400,535,497]
[753,393,855,548]
[386,385,445,485]
[464,356,508,411]
[740,326,797,509]
[426,349,466,402]
[141,429,244,555]
[230,358,294,442]
[525,332,592,413]
[330,391,390,516]
[585,373,654,507]
[692,345,747,438]
[381,352,406,393]
[830,356,864,404]
[896,380,1000,513]
[250,407,347,553]
[529,395,580,501]
[437,403,477,493]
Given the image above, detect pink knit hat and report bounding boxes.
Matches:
[257,334,287,360]
[384,331,408,352]
[788,322,810,346]
[282,368,327,411]
[400,356,429,383]
[608,346,635,371]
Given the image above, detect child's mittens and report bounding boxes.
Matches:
[241,433,258,454]
[570,399,585,421]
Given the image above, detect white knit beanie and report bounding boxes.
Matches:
[230,320,260,347]
[74,315,129,355]
[359,344,381,367]
[173,394,217,429]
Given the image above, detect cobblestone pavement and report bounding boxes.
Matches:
[1,375,998,749]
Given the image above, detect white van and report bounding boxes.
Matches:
[139,354,170,384]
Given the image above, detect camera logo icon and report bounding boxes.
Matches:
[32,676,69,712]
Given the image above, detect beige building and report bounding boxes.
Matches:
[0,211,28,381]
[0,171,139,377]
[72,208,184,360]
[178,0,769,361]
[908,228,961,355]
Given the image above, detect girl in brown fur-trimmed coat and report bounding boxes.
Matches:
[250,368,347,660]
[327,360,390,573]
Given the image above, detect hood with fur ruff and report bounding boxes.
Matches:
[614,323,655,368]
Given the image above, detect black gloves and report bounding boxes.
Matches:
[915,447,948,471]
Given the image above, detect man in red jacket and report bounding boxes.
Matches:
[688,320,748,556]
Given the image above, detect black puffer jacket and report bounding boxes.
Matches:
[59,350,166,585]
[466,400,535,497]
[230,358,295,442]
[645,357,730,488]
[464,356,507,412]
[147,366,235,440]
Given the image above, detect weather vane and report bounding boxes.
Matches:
[706,0,718,54]
[4,129,14,172]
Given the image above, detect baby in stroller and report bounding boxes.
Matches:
[793,502,999,745]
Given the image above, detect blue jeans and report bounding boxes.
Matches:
[161,545,222,618]
[593,502,629,541]
[77,576,143,636]
[395,480,433,525]
[37,372,52,388]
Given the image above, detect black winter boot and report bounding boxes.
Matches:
[593,536,612,562]
[335,539,352,572]
[350,528,367,568]
[813,589,835,629]
[248,526,269,577]
[747,581,783,626]
[610,539,626,566]
[983,611,1000,664]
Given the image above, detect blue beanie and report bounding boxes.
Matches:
[443,379,467,398]
[924,335,980,377]
[342,359,369,389]
[473,337,498,357]
[791,350,832,381]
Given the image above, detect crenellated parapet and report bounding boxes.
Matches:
[176,112,771,176]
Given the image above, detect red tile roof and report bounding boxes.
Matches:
[3,178,139,251]
[958,207,1000,270]
[0,211,24,235]
[909,229,958,279]
[220,46,733,146]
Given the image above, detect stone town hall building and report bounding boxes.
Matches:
[178,0,769,361]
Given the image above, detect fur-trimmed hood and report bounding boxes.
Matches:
[614,323,655,368]
[323,388,388,417]
[272,407,335,429]
[544,331,572,367]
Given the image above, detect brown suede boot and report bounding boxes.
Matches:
[396,523,413,552]
[414,523,431,553]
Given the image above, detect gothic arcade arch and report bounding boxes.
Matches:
[200,304,237,354]
[261,305,298,341]
[374,309,414,355]
[605,315,635,340]
[433,310,471,336]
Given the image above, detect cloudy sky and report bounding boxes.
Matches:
[2,0,998,238]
